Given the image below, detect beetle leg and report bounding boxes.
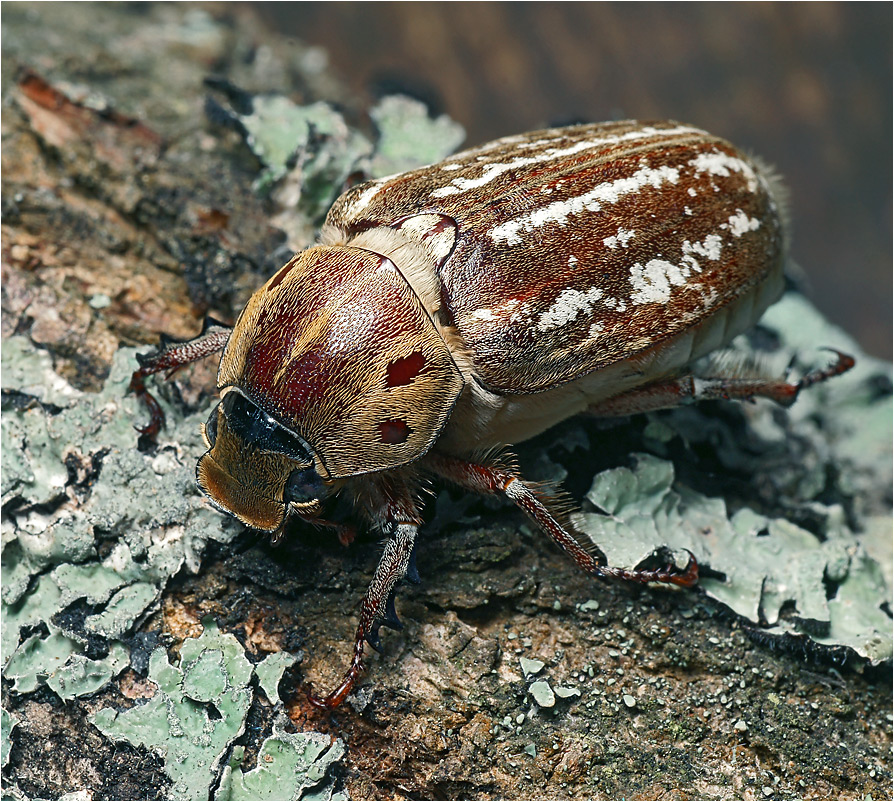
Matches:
[308,521,418,709]
[585,349,855,417]
[422,453,697,587]
[308,475,423,709]
[129,317,232,438]
[406,542,421,584]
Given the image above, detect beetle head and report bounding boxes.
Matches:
[196,388,331,532]
[216,245,465,480]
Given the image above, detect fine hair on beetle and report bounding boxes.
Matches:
[131,119,853,708]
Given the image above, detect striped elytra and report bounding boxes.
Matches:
[327,121,784,397]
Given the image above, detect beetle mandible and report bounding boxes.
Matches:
[130,120,853,708]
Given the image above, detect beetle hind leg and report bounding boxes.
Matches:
[585,349,855,417]
[423,453,698,588]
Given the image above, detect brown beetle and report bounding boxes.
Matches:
[131,120,853,707]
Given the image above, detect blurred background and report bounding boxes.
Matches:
[255,2,891,359]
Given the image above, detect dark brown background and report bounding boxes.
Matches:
[255,1,892,359]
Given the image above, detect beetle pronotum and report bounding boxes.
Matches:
[131,120,853,708]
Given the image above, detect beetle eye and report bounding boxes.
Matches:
[203,402,220,447]
[283,467,324,504]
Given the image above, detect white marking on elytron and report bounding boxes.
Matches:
[602,296,627,312]
[450,133,529,160]
[470,298,521,323]
[397,214,457,262]
[568,255,578,266]
[684,206,693,216]
[682,234,722,262]
[518,137,555,150]
[727,209,761,237]
[537,287,605,332]
[687,187,697,197]
[603,227,636,249]
[630,259,694,305]
[440,163,463,171]
[699,283,719,308]
[689,151,759,192]
[629,233,723,307]
[491,163,681,245]
[344,177,393,217]
[459,132,578,161]
[588,321,605,337]
[431,124,703,199]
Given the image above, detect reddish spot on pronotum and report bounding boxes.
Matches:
[379,419,410,444]
[386,352,426,387]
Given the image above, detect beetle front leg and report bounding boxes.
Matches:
[308,476,423,709]
[129,317,232,438]
[423,453,697,587]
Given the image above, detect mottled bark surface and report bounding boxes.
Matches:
[2,4,891,801]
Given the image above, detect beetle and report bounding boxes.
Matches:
[130,120,853,708]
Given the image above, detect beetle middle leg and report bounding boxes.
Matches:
[422,453,697,587]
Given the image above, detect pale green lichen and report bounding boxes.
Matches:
[241,97,356,186]
[0,335,83,408]
[217,719,346,801]
[574,454,891,661]
[519,657,545,677]
[239,92,464,196]
[528,680,555,708]
[1,338,229,696]
[367,95,465,177]
[254,650,298,705]
[90,620,343,801]
[229,91,465,249]
[817,546,892,663]
[84,581,161,639]
[89,619,250,799]
[1,707,17,769]
[45,643,130,699]
[241,96,372,205]
[3,626,81,694]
